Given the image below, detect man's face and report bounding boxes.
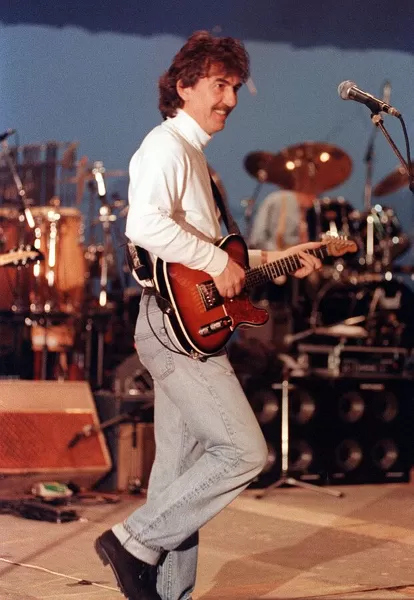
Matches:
[177,65,242,135]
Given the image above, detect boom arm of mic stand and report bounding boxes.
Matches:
[370,113,412,190]
[67,407,151,449]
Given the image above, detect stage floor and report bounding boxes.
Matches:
[2,482,414,599]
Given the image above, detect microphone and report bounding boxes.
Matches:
[67,424,95,449]
[0,129,16,142]
[338,81,401,117]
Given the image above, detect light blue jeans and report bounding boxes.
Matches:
[113,293,267,600]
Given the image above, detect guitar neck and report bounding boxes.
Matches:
[245,246,329,289]
[0,250,40,267]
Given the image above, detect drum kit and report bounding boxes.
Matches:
[0,142,128,384]
[243,141,414,354]
[1,136,414,385]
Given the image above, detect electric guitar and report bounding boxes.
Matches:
[153,234,358,357]
[0,247,43,267]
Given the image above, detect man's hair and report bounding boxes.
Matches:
[158,31,250,119]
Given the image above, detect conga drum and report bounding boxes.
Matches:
[29,207,86,314]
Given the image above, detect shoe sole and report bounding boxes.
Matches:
[94,537,129,599]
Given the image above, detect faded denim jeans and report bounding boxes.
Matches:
[113,293,267,600]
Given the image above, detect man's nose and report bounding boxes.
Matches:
[224,88,237,107]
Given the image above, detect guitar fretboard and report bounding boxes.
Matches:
[245,246,328,289]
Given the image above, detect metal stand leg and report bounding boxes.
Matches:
[256,379,343,499]
[84,318,93,382]
[96,328,105,389]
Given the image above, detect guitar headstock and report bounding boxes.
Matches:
[321,233,358,257]
[0,246,44,267]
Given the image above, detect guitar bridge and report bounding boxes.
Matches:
[199,316,232,337]
[197,281,223,311]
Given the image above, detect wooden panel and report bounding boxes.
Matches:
[0,380,101,411]
[0,411,108,472]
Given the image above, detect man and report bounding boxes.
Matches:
[95,31,321,600]
[249,189,317,251]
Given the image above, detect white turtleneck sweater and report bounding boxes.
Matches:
[126,109,260,280]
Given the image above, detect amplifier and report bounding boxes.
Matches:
[298,344,408,378]
[0,381,112,494]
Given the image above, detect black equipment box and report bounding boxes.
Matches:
[297,344,409,378]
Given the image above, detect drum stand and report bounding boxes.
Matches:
[84,311,112,389]
[255,356,343,500]
[84,162,124,389]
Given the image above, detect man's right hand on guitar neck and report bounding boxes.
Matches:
[213,257,245,298]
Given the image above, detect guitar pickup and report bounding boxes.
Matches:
[199,316,232,337]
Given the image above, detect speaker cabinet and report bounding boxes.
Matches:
[0,380,112,493]
[246,381,326,487]
[246,376,412,488]
[320,378,412,484]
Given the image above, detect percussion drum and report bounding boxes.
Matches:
[30,207,85,314]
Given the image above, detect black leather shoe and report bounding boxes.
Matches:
[95,529,161,600]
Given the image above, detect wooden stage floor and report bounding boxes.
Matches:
[2,482,414,599]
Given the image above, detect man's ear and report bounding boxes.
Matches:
[176,80,190,102]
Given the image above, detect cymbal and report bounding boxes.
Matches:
[244,142,352,194]
[373,162,413,197]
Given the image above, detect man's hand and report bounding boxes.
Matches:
[213,258,246,298]
[266,241,323,279]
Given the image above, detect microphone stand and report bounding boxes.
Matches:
[363,127,376,212]
[370,113,410,184]
[363,112,412,268]
[364,80,392,211]
[362,128,377,267]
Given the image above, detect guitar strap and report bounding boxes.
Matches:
[125,240,153,282]
[210,176,241,235]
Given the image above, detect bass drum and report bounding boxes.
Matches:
[311,276,414,348]
[308,196,358,240]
